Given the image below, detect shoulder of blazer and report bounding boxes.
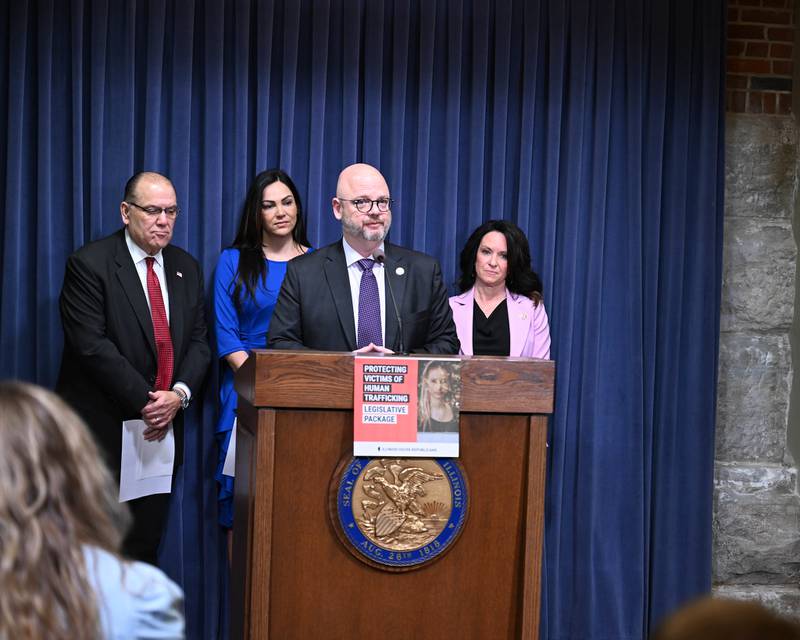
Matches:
[450,289,473,307]
[507,290,536,310]
[63,231,129,278]
[385,242,436,266]
[163,242,199,266]
[290,241,340,270]
[69,229,124,260]
[296,240,337,260]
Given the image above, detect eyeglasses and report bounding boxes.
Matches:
[337,197,393,214]
[126,202,180,218]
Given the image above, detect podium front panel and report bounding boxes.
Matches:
[232,352,552,640]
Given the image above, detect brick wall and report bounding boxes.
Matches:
[727,0,794,114]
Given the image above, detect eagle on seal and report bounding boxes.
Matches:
[362,459,444,538]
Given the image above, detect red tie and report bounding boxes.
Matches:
[145,257,174,390]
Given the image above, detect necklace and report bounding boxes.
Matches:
[262,243,306,259]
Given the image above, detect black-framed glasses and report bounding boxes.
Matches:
[126,202,180,219]
[338,197,393,214]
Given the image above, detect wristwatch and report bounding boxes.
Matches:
[173,387,190,410]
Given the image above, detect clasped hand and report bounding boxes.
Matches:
[141,390,181,441]
[353,343,395,355]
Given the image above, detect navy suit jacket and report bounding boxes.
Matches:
[267,240,459,354]
[56,229,210,470]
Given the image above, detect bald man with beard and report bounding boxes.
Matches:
[268,163,459,354]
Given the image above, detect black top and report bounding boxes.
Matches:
[423,416,459,433]
[473,299,510,356]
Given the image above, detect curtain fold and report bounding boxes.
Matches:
[0,1,724,638]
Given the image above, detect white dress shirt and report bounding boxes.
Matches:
[124,230,190,399]
[125,230,171,321]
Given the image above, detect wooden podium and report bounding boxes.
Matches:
[231,351,554,640]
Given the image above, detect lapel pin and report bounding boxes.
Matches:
[395,267,405,276]
[176,271,183,278]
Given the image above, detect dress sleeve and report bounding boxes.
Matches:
[529,300,552,359]
[214,250,246,358]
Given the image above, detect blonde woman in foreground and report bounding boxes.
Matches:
[0,381,184,640]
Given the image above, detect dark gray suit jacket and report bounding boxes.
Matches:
[267,240,459,354]
[56,229,210,470]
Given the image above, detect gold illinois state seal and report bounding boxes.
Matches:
[330,457,468,571]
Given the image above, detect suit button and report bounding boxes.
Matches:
[148,375,156,385]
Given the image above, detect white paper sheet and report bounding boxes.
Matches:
[119,419,175,502]
[222,417,237,477]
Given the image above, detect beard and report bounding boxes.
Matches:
[341,213,391,242]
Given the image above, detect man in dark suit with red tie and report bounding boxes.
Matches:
[57,171,210,565]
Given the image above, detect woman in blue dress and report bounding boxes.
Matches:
[214,169,311,530]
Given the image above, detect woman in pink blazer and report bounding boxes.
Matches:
[449,220,551,358]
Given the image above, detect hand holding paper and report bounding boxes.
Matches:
[119,419,175,502]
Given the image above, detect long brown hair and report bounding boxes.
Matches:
[457,219,544,304]
[229,169,310,311]
[0,381,131,640]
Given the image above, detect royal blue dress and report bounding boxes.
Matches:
[213,247,312,527]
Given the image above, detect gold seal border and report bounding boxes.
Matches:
[328,454,470,573]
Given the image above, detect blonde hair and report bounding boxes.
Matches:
[0,381,131,640]
[418,361,458,431]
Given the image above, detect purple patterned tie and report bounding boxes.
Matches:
[357,259,382,348]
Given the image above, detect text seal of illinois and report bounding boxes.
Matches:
[330,457,468,571]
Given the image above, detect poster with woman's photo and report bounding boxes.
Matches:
[416,359,462,447]
[353,357,462,457]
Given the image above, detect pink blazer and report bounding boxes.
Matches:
[448,287,551,358]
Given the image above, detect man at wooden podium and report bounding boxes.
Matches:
[268,163,459,355]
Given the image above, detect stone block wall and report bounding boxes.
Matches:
[714,113,800,617]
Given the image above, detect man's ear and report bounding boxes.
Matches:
[332,197,343,221]
[120,202,130,226]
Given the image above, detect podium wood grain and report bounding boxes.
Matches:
[232,351,554,640]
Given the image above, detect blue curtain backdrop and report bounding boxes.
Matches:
[0,1,724,638]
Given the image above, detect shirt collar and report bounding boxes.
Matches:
[125,229,164,267]
[342,237,385,268]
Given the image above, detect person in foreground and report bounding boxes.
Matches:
[214,169,311,529]
[267,163,459,354]
[57,171,211,565]
[0,381,184,640]
[450,219,550,358]
[651,595,800,640]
